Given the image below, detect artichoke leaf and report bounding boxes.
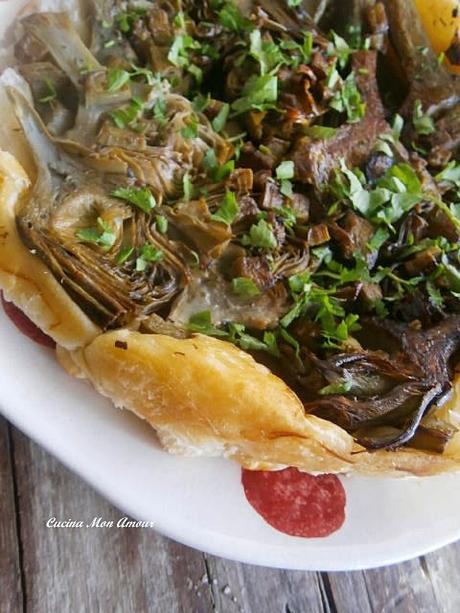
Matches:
[170,268,289,330]
[20,12,102,88]
[8,86,189,329]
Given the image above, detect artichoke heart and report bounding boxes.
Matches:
[9,87,189,329]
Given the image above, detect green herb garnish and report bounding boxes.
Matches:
[436,161,460,186]
[303,125,337,139]
[232,277,260,298]
[106,67,130,92]
[319,380,353,395]
[39,78,57,104]
[211,190,240,224]
[116,8,146,33]
[330,73,366,123]
[218,1,252,32]
[212,103,230,133]
[413,99,435,135]
[136,243,164,271]
[242,219,277,250]
[111,186,156,213]
[76,217,116,249]
[168,33,201,77]
[117,246,134,265]
[203,150,235,181]
[276,161,295,198]
[155,215,168,234]
[276,161,294,180]
[192,93,211,113]
[183,172,193,201]
[109,96,144,129]
[231,74,278,114]
[188,311,228,337]
[181,118,199,138]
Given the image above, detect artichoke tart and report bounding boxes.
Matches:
[2,0,460,475]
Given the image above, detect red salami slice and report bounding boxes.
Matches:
[242,467,346,538]
[2,293,55,348]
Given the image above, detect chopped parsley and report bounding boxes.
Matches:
[217,1,252,32]
[111,186,156,213]
[168,32,202,81]
[412,100,435,136]
[211,190,240,224]
[75,217,116,249]
[303,125,337,139]
[242,219,277,250]
[231,74,278,114]
[276,160,295,198]
[109,96,144,129]
[436,161,460,187]
[278,33,314,67]
[153,95,168,126]
[168,34,198,67]
[392,114,404,140]
[249,29,287,75]
[367,227,390,252]
[183,172,193,201]
[117,246,134,265]
[232,277,260,298]
[263,331,281,357]
[106,67,130,92]
[181,118,199,138]
[330,32,353,68]
[338,160,422,228]
[229,323,269,352]
[192,93,211,113]
[155,215,168,234]
[203,149,235,181]
[279,328,301,358]
[426,279,444,308]
[281,272,361,348]
[187,310,228,337]
[276,161,294,180]
[116,7,146,34]
[330,73,366,123]
[136,244,164,271]
[39,78,57,104]
[319,379,353,395]
[228,323,281,356]
[212,103,230,133]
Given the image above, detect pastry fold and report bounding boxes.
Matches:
[57,328,460,476]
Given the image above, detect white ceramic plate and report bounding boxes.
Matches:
[2,0,460,571]
[3,306,460,571]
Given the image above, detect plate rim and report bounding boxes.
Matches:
[3,397,460,572]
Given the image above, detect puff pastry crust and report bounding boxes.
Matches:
[57,329,460,475]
